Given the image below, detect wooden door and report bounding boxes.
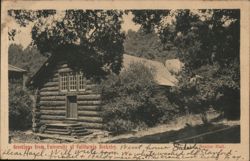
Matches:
[67,96,78,118]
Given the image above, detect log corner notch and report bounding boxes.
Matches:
[32,89,42,132]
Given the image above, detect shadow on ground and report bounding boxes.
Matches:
[108,123,240,143]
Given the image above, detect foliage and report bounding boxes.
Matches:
[124,29,178,62]
[8,10,56,41]
[8,10,56,27]
[9,84,33,130]
[9,10,125,77]
[129,10,170,33]
[100,62,179,134]
[8,44,47,78]
[131,9,240,120]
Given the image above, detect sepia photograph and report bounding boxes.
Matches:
[7,8,241,143]
[1,1,249,160]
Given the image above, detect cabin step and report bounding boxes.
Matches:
[71,126,87,130]
[71,131,93,136]
[45,130,71,135]
[43,123,93,136]
[47,123,82,127]
[46,128,69,132]
[71,129,88,133]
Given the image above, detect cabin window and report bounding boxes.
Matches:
[59,71,86,92]
[60,72,68,91]
[69,72,77,91]
[78,72,86,91]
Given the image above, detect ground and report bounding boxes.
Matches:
[9,111,240,143]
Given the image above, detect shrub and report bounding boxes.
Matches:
[100,62,178,134]
[214,86,240,120]
[9,84,33,130]
[170,64,240,122]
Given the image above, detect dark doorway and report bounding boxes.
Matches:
[67,96,78,118]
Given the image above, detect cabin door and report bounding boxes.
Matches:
[67,96,78,118]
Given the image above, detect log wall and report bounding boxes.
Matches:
[32,63,103,131]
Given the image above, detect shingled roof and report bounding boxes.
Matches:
[28,54,177,87]
[123,54,177,86]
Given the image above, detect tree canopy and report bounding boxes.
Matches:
[8,44,47,78]
[124,29,178,62]
[131,9,240,119]
[8,10,125,77]
[9,9,240,119]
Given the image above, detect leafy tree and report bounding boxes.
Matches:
[9,44,47,78]
[124,29,178,62]
[9,10,125,77]
[131,9,240,120]
[100,62,179,134]
[129,10,170,33]
[8,10,56,41]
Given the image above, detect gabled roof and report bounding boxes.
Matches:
[123,54,177,86]
[27,54,56,87]
[9,64,26,73]
[28,54,177,87]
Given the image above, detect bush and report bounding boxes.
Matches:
[9,84,33,130]
[214,86,240,120]
[100,62,179,134]
[170,63,240,122]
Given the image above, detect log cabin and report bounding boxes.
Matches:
[28,53,177,137]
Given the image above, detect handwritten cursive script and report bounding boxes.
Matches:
[1,144,244,160]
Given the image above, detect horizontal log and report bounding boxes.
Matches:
[57,63,68,68]
[43,82,58,87]
[40,115,66,120]
[85,85,97,90]
[78,111,102,117]
[40,101,65,106]
[40,90,98,96]
[40,96,66,101]
[77,105,101,111]
[39,120,103,129]
[50,77,59,82]
[40,120,63,124]
[77,94,101,100]
[78,100,102,105]
[58,68,72,73]
[40,117,103,123]
[79,90,96,94]
[53,72,59,77]
[39,115,103,122]
[40,106,66,110]
[40,86,59,92]
[40,91,63,96]
[77,116,103,123]
[40,110,66,116]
